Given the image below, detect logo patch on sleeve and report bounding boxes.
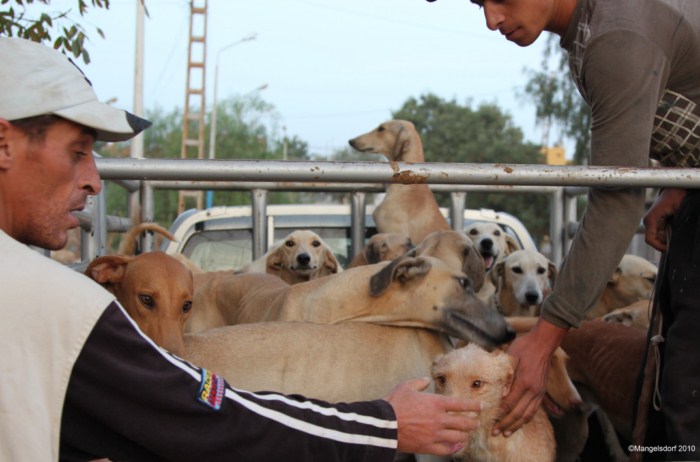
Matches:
[197,369,225,410]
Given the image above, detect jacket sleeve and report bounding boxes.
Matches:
[59,302,397,462]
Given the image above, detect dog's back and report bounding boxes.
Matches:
[431,344,556,462]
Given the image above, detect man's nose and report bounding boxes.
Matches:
[483,3,504,31]
[81,155,103,195]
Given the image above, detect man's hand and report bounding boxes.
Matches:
[492,318,568,437]
[643,188,687,252]
[384,377,481,456]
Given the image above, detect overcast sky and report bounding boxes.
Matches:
[30,0,559,157]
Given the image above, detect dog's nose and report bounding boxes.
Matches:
[525,292,541,304]
[481,238,493,251]
[297,253,311,265]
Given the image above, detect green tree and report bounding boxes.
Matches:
[0,0,116,63]
[391,93,551,245]
[521,35,591,165]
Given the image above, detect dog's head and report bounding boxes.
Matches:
[432,343,515,416]
[86,251,194,357]
[266,230,342,284]
[489,249,557,309]
[368,254,514,349]
[603,254,657,309]
[411,230,486,292]
[348,119,423,162]
[363,233,414,265]
[464,222,521,271]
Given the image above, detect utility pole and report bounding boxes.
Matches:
[178,0,208,214]
[129,0,146,223]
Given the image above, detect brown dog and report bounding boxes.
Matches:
[85,251,194,356]
[188,254,513,347]
[237,229,342,284]
[348,119,451,244]
[431,343,556,462]
[346,232,413,268]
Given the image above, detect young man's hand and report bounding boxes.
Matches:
[492,318,568,436]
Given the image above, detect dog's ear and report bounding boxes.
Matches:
[369,255,431,296]
[85,255,134,285]
[501,353,517,398]
[390,124,412,161]
[607,265,622,287]
[462,245,486,292]
[547,260,558,287]
[504,234,521,255]
[364,239,384,265]
[320,248,341,275]
[488,260,505,286]
[266,246,286,272]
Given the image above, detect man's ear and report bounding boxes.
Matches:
[0,119,14,169]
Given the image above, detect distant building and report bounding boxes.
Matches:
[541,145,566,165]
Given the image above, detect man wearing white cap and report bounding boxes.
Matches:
[0,37,481,461]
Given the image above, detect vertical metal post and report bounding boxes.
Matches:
[350,191,367,258]
[449,191,466,231]
[251,189,268,259]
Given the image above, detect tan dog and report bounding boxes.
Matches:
[348,119,451,244]
[487,250,557,317]
[587,254,657,319]
[85,251,194,356]
[237,229,342,284]
[464,221,521,271]
[183,319,579,412]
[601,299,652,330]
[346,232,413,268]
[431,343,556,462]
[185,322,452,403]
[189,254,514,347]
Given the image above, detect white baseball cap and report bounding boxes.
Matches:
[0,37,151,142]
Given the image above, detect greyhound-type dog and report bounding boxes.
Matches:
[348,119,450,244]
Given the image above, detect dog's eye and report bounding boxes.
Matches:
[139,294,154,309]
[471,380,483,389]
[493,230,501,237]
[182,301,193,314]
[537,267,546,275]
[512,266,523,274]
[312,240,321,248]
[377,125,385,132]
[285,240,294,247]
[457,277,471,289]
[468,229,478,236]
[433,374,446,390]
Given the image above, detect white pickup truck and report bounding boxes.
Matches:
[162,204,537,272]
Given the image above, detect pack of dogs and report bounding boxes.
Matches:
[77,119,659,462]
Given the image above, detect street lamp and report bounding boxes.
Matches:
[206,33,257,208]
